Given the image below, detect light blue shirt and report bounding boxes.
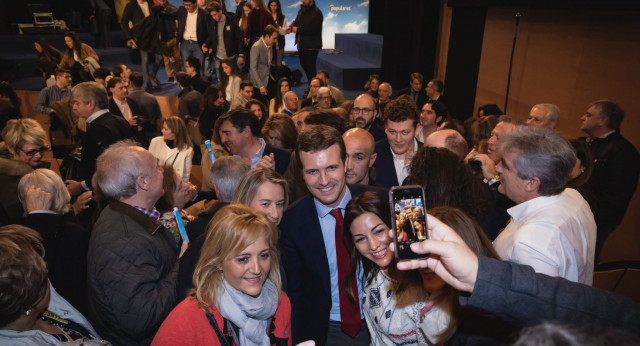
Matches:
[313,186,364,321]
[234,137,266,169]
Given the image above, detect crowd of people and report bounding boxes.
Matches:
[1,0,640,345]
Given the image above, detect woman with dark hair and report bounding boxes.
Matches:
[218,58,243,103]
[344,191,427,345]
[246,98,268,129]
[363,73,380,98]
[199,85,227,141]
[58,32,100,85]
[404,147,505,239]
[268,0,286,65]
[149,116,194,181]
[568,139,599,225]
[268,77,290,115]
[34,38,63,83]
[466,115,498,154]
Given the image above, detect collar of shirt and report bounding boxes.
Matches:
[314,185,352,219]
[133,205,161,223]
[250,137,267,168]
[86,109,110,124]
[391,138,419,162]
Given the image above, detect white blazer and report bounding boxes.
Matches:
[149,136,194,182]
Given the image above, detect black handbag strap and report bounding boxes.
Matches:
[206,311,231,346]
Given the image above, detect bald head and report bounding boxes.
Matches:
[424,129,468,159]
[343,128,377,185]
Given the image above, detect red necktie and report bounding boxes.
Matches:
[329,208,361,338]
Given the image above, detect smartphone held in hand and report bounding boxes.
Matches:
[389,185,429,260]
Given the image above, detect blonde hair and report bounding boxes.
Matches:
[231,167,288,209]
[192,204,281,308]
[164,116,192,150]
[18,169,71,214]
[2,119,47,152]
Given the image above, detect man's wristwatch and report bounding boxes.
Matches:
[484,174,500,187]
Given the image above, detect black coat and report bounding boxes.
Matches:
[291,4,323,50]
[204,13,244,58]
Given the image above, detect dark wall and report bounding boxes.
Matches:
[443,6,487,120]
[373,0,441,91]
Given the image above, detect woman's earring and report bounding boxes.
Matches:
[25,309,32,316]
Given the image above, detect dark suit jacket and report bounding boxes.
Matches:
[263,143,291,175]
[279,183,387,345]
[190,74,211,94]
[170,6,210,46]
[398,87,427,109]
[373,138,422,188]
[80,112,133,189]
[204,14,243,58]
[178,87,203,120]
[127,89,161,147]
[121,0,154,40]
[108,97,142,120]
[368,123,386,142]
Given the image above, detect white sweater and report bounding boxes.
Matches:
[149,136,194,182]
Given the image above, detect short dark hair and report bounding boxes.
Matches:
[92,67,111,80]
[304,109,346,133]
[263,24,278,37]
[112,63,125,77]
[295,125,346,168]
[129,72,144,88]
[183,0,197,3]
[176,72,191,87]
[106,76,123,89]
[54,68,71,77]
[429,79,444,92]
[589,100,624,131]
[186,55,201,73]
[385,98,419,127]
[240,79,253,90]
[219,109,261,137]
[317,70,329,80]
[410,72,423,83]
[425,99,448,122]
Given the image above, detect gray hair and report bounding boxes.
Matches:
[18,169,70,214]
[209,156,251,202]
[533,103,560,124]
[317,87,330,96]
[94,140,149,200]
[499,126,576,196]
[72,81,109,109]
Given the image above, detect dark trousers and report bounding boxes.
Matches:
[298,49,319,84]
[326,320,370,346]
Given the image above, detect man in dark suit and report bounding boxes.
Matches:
[127,72,161,148]
[579,100,640,261]
[65,82,133,195]
[184,56,211,94]
[353,93,386,142]
[218,109,290,175]
[374,98,422,188]
[425,78,448,108]
[176,72,202,121]
[165,0,211,74]
[280,125,386,345]
[398,72,427,109]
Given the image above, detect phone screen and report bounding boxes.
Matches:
[390,185,428,260]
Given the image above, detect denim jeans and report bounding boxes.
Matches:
[140,49,162,85]
[180,40,204,76]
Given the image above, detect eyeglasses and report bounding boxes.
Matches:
[317,95,331,100]
[353,107,374,114]
[18,146,48,157]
